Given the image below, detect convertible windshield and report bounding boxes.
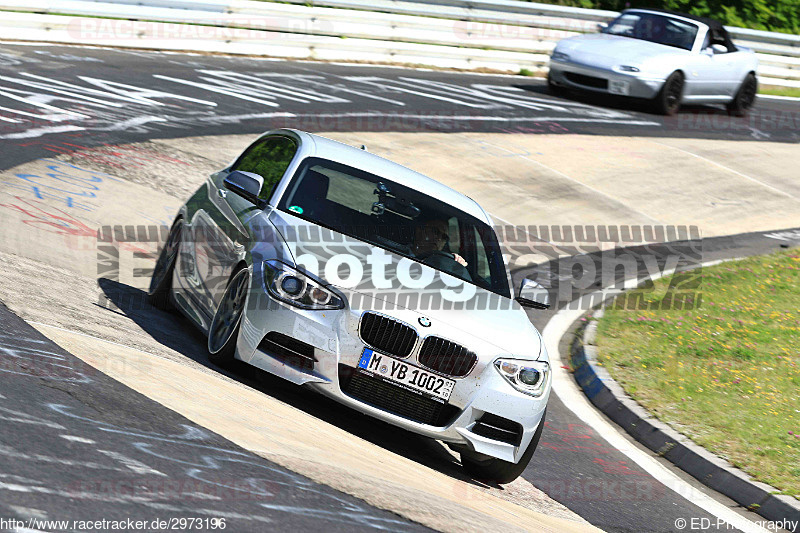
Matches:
[605,12,698,51]
[277,157,511,298]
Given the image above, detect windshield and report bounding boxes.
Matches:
[605,12,698,51]
[277,157,511,298]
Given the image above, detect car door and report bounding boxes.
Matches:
[193,135,298,314]
[686,29,739,98]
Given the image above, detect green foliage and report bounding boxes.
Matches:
[525,0,800,34]
[233,138,297,200]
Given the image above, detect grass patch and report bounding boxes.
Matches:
[518,68,536,77]
[595,249,800,499]
[759,85,800,98]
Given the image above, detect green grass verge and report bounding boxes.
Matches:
[759,85,800,98]
[595,249,800,499]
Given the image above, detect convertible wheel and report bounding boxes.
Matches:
[727,73,757,117]
[461,409,546,484]
[147,219,182,310]
[653,71,684,116]
[208,268,250,366]
[547,72,564,96]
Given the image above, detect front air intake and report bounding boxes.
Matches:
[472,412,523,446]
[359,312,417,358]
[418,337,477,377]
[259,332,316,372]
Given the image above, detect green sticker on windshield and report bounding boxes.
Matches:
[289,205,304,214]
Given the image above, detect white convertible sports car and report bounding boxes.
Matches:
[148,129,552,483]
[548,9,759,115]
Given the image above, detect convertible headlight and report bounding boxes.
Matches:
[263,260,345,310]
[616,65,640,72]
[494,358,550,397]
[551,51,570,62]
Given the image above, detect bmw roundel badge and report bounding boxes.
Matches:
[418,316,431,327]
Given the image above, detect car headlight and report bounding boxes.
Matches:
[263,260,345,310]
[616,65,640,72]
[494,358,550,397]
[551,51,570,62]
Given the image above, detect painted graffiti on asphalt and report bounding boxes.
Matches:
[1,159,120,212]
[0,62,642,139]
[0,326,419,530]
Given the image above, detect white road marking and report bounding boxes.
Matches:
[153,74,282,107]
[651,140,798,200]
[288,111,660,126]
[0,406,66,430]
[543,259,770,533]
[7,505,48,520]
[94,116,167,131]
[59,435,95,444]
[195,112,295,123]
[0,125,85,139]
[97,449,167,477]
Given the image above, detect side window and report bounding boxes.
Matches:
[323,169,377,215]
[447,217,460,253]
[471,226,491,281]
[231,136,297,201]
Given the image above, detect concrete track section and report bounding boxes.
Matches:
[0,140,595,532]
[0,300,435,533]
[1,130,798,531]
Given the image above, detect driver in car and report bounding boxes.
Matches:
[411,219,471,280]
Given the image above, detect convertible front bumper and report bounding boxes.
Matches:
[549,58,665,99]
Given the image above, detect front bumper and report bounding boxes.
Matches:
[549,59,665,99]
[234,266,549,464]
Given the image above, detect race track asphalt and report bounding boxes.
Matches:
[1,41,798,533]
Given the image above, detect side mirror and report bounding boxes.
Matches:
[224,170,264,206]
[516,278,551,310]
[711,43,727,54]
[597,22,608,32]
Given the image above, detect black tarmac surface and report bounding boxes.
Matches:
[1,41,799,533]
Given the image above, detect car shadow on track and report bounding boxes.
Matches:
[97,277,500,490]
[514,82,738,119]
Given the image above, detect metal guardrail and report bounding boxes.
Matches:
[1,0,798,86]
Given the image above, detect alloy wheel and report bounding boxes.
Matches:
[208,269,249,354]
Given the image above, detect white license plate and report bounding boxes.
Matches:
[357,348,456,402]
[609,80,630,95]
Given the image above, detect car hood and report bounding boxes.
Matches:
[268,209,543,360]
[556,33,688,69]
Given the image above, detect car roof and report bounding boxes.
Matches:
[270,129,492,223]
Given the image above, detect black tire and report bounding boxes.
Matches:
[147,219,182,310]
[461,409,546,484]
[547,72,563,96]
[207,267,250,367]
[653,71,684,116]
[727,73,757,117]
